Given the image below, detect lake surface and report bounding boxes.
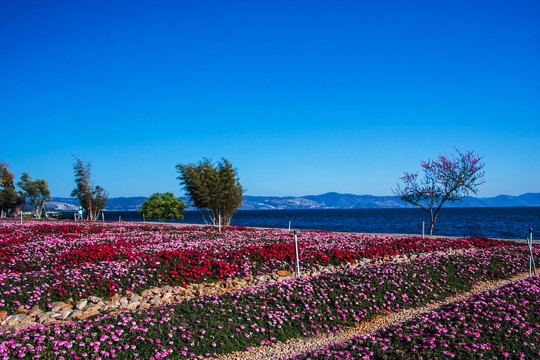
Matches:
[74,207,540,240]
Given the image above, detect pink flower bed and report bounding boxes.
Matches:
[0,220,519,312]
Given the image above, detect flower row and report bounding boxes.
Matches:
[0,247,534,359]
[290,275,540,360]
[0,220,522,312]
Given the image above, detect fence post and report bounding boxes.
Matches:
[294,230,300,277]
[529,228,536,277]
[422,221,425,239]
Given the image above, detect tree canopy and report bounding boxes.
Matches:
[71,158,108,221]
[18,172,51,218]
[0,160,25,217]
[176,158,244,226]
[139,192,187,222]
[393,149,485,235]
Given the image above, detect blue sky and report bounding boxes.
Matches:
[1,0,539,198]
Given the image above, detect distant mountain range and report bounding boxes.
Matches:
[47,192,540,211]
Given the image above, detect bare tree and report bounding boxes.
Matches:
[393,149,485,235]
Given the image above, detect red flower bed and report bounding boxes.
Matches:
[147,249,242,285]
[57,239,145,268]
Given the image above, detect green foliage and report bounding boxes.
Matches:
[139,192,187,222]
[176,158,244,226]
[70,157,109,220]
[17,172,51,218]
[0,160,25,217]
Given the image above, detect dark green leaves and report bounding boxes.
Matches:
[139,192,187,222]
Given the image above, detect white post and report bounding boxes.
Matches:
[219,214,222,232]
[529,228,536,277]
[119,216,121,222]
[422,221,425,239]
[294,230,300,277]
[20,211,23,225]
[74,213,77,221]
[142,214,145,222]
[102,212,105,223]
[288,221,291,231]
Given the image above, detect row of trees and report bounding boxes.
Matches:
[0,160,51,218]
[0,158,110,221]
[5,149,484,236]
[139,158,245,226]
[140,150,485,234]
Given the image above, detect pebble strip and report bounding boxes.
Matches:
[218,271,531,360]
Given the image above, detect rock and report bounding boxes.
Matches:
[141,290,153,298]
[277,270,293,277]
[75,300,88,310]
[16,305,30,314]
[78,308,100,320]
[245,274,254,282]
[88,296,101,304]
[150,287,162,294]
[28,306,43,318]
[129,294,142,303]
[149,295,162,305]
[126,301,140,310]
[139,303,151,310]
[175,287,188,296]
[2,314,27,326]
[37,312,52,324]
[43,319,57,326]
[109,293,121,301]
[50,312,65,320]
[59,308,73,319]
[12,322,38,332]
[0,311,8,322]
[50,302,73,312]
[68,310,83,319]
[119,298,129,307]
[162,285,173,292]
[125,290,135,296]
[225,282,235,291]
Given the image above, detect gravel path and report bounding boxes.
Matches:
[217,272,531,360]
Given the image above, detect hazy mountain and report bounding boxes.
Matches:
[49,192,540,211]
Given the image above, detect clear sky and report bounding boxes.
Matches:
[1,0,539,198]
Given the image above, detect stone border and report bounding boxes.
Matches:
[0,249,468,333]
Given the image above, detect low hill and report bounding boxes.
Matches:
[48,192,540,211]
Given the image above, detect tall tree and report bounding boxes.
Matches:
[176,158,244,226]
[139,192,187,222]
[0,160,25,217]
[18,172,51,218]
[393,149,485,235]
[70,158,108,221]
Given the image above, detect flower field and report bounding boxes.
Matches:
[0,220,537,359]
[291,276,540,359]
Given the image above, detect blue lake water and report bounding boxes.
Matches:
[85,207,540,240]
